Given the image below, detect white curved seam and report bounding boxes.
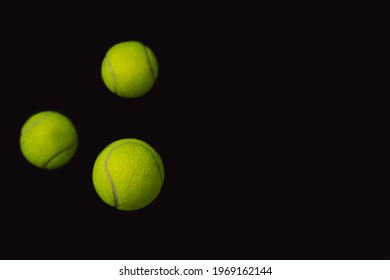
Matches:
[43,142,76,168]
[21,113,51,135]
[104,143,128,208]
[106,58,118,94]
[143,45,156,82]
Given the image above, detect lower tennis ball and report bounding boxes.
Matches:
[20,111,78,169]
[92,139,164,211]
[101,41,159,98]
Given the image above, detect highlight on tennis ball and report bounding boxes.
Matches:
[101,41,158,98]
[92,138,164,211]
[20,111,78,170]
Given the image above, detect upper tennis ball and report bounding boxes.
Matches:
[92,138,164,211]
[20,111,78,169]
[101,41,159,98]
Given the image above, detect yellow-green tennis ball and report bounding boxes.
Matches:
[101,41,159,98]
[92,138,164,211]
[20,111,78,169]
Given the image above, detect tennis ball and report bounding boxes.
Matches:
[92,138,164,211]
[101,41,158,98]
[20,111,78,169]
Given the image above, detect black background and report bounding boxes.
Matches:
[1,1,388,260]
